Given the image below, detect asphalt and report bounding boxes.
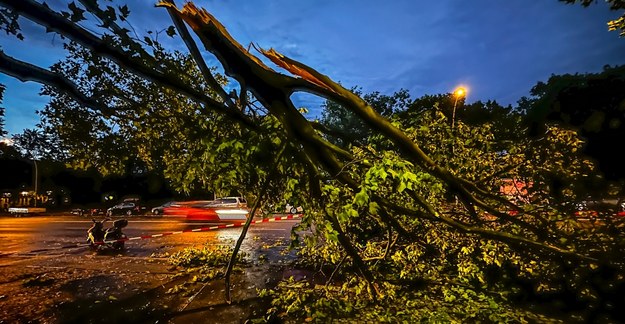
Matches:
[0,214,304,324]
[0,243,299,324]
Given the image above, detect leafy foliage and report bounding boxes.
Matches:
[0,83,20,158]
[0,7,22,40]
[11,128,69,161]
[169,244,247,268]
[319,88,411,147]
[560,0,625,36]
[166,244,247,295]
[255,95,625,322]
[259,277,563,323]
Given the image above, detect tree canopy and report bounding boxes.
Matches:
[522,65,625,184]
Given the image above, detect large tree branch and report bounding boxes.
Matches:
[157,3,351,179]
[258,34,562,240]
[258,46,542,225]
[0,0,256,130]
[0,50,114,115]
[161,0,236,109]
[160,2,596,265]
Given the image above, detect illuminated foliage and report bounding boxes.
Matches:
[560,0,625,36]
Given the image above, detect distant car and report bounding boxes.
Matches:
[151,201,177,216]
[205,197,248,209]
[106,201,147,216]
[574,198,625,219]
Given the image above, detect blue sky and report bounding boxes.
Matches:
[1,0,624,136]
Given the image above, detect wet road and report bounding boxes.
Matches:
[0,214,301,257]
[0,214,304,323]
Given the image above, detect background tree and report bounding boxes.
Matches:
[11,128,69,161]
[0,83,20,158]
[319,88,411,147]
[0,83,5,138]
[521,64,625,186]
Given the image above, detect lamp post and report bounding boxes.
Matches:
[451,87,466,129]
[33,159,38,207]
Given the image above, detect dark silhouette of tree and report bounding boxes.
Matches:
[0,83,6,138]
[320,88,411,147]
[522,65,625,182]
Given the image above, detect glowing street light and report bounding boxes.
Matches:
[451,86,467,129]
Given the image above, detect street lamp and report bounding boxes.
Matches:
[451,87,467,129]
[33,159,38,207]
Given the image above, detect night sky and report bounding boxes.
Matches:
[1,0,624,136]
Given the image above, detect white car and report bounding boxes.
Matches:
[206,197,248,209]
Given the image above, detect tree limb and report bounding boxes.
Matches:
[224,143,287,303]
[0,0,256,130]
[0,50,114,115]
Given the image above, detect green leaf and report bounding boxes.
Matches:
[68,2,85,22]
[368,202,379,214]
[166,25,176,37]
[119,4,130,19]
[354,189,369,207]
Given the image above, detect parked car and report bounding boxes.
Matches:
[151,201,177,216]
[106,201,147,216]
[205,197,248,209]
[574,197,625,219]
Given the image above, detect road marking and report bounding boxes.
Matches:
[36,216,299,224]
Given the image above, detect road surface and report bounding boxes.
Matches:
[0,213,304,323]
[0,214,299,257]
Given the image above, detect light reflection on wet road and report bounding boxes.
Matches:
[0,215,300,258]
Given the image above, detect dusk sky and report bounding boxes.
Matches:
[1,0,624,136]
